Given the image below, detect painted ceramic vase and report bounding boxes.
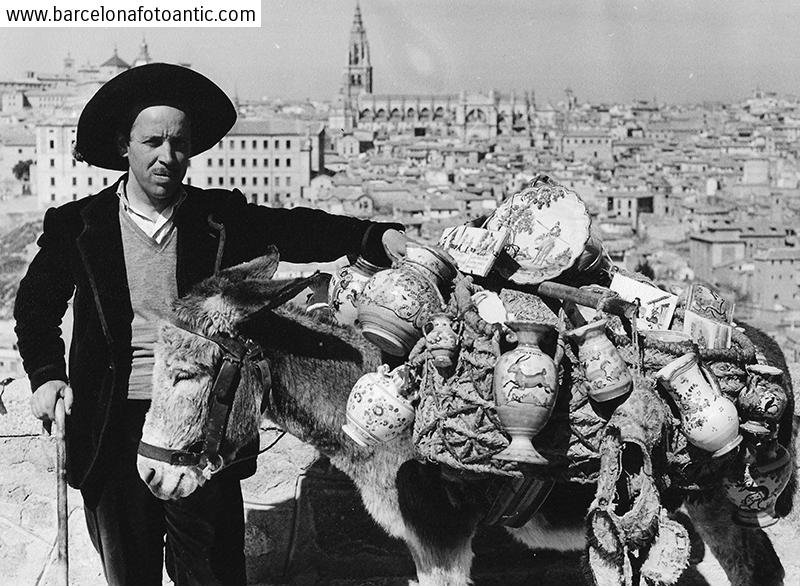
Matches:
[492,322,559,464]
[342,365,415,447]
[328,257,383,327]
[738,365,788,438]
[567,319,632,402]
[422,313,461,369]
[358,257,446,357]
[723,441,792,528]
[404,243,458,294]
[656,352,742,458]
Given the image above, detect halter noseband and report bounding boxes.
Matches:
[137,272,320,478]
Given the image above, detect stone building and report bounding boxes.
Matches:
[329,4,537,141]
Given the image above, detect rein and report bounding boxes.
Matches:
[137,272,320,479]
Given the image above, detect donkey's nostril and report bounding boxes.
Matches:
[144,467,157,484]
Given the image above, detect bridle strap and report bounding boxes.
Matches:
[137,272,318,475]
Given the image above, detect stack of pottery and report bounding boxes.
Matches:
[655,352,742,458]
[358,244,457,356]
[723,440,793,528]
[342,365,415,447]
[328,256,383,326]
[492,322,559,464]
[566,319,632,403]
[737,365,788,438]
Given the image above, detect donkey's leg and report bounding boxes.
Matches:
[396,461,481,586]
[685,493,785,586]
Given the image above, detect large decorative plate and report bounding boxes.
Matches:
[485,178,591,285]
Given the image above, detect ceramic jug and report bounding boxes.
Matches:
[723,441,793,528]
[738,365,788,438]
[358,252,451,357]
[328,257,383,326]
[656,352,742,457]
[567,319,632,402]
[492,322,559,464]
[422,312,461,369]
[342,365,415,447]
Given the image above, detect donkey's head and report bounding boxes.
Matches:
[137,246,376,500]
[136,247,292,499]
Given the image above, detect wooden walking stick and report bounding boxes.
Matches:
[53,397,69,585]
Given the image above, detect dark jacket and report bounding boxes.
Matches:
[14,178,401,507]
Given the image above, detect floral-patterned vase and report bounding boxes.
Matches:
[738,365,788,438]
[358,257,446,357]
[656,352,742,458]
[342,365,415,447]
[566,319,632,402]
[723,441,793,528]
[404,243,458,294]
[422,313,461,369]
[328,257,383,327]
[492,322,559,464]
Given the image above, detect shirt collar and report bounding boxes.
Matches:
[116,176,186,224]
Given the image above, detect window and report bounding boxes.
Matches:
[218,177,224,186]
[72,194,77,200]
[252,140,257,149]
[71,159,76,167]
[286,158,291,167]
[241,177,246,186]
[87,177,92,186]
[51,193,56,201]
[274,140,279,149]
[230,177,235,185]
[50,159,55,167]
[275,177,280,187]
[103,177,108,186]
[240,140,246,149]
[286,177,291,187]
[241,158,246,167]
[275,158,280,167]
[186,178,192,185]
[49,140,54,149]
[207,177,213,186]
[263,140,268,148]
[251,194,257,203]
[286,140,291,149]
[230,159,235,167]
[207,159,213,167]
[253,158,257,167]
[50,177,55,186]
[252,177,257,185]
[229,140,234,148]
[263,158,268,167]
[218,141,223,149]
[72,177,77,186]
[263,177,269,186]
[218,158,223,166]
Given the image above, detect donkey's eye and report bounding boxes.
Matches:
[172,370,196,384]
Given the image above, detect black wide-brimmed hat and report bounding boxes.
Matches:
[75,62,236,171]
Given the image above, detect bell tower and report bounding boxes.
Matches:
[343,2,373,98]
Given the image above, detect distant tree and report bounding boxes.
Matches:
[634,258,656,280]
[12,159,33,182]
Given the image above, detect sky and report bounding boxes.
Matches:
[2,0,800,105]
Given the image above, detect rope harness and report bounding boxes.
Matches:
[137,272,320,479]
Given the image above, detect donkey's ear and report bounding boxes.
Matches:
[219,246,280,283]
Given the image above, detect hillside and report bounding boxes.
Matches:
[0,220,42,318]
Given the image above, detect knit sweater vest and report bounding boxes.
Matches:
[119,208,178,400]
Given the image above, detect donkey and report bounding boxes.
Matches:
[137,250,792,585]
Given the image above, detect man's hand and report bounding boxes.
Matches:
[31,380,73,423]
[382,229,410,264]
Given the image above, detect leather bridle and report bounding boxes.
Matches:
[137,272,320,479]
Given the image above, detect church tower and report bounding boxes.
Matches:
[342,3,373,98]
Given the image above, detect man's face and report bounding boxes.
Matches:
[122,105,191,205]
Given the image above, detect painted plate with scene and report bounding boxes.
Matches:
[485,180,591,285]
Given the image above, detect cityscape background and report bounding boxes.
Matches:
[2,2,800,583]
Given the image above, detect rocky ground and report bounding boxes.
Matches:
[1,375,799,585]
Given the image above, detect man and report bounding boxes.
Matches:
[14,63,406,585]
